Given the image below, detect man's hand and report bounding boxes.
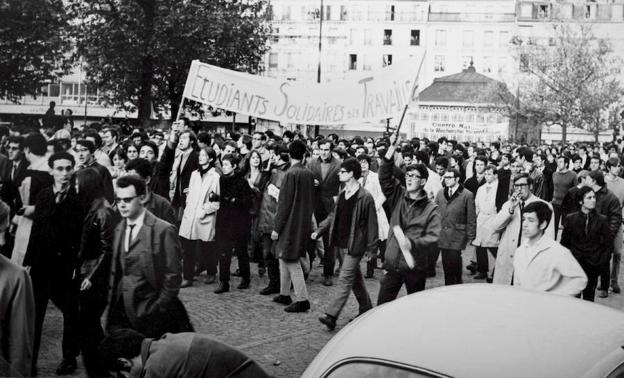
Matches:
[311,232,318,240]
[313,179,320,187]
[271,231,279,240]
[365,250,377,261]
[80,278,92,291]
[23,206,35,218]
[384,145,397,161]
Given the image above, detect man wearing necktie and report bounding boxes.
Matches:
[491,173,555,285]
[107,175,193,339]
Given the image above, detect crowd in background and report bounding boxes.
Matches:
[0,114,622,377]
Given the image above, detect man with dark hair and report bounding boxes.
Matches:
[533,152,553,201]
[252,131,270,162]
[604,157,624,295]
[435,168,476,285]
[434,156,448,178]
[315,158,378,330]
[75,139,114,203]
[589,154,602,172]
[492,173,555,285]
[272,140,314,312]
[84,130,112,167]
[561,186,611,301]
[308,138,341,286]
[99,329,270,378]
[23,152,83,375]
[125,158,176,225]
[464,156,487,194]
[2,136,27,219]
[168,129,199,220]
[102,128,121,161]
[107,175,193,337]
[552,155,576,238]
[282,130,294,145]
[377,140,441,305]
[585,169,622,298]
[513,201,586,296]
[571,154,583,174]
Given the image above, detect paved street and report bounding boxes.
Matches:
[38,257,624,377]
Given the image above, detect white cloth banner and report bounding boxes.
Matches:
[181,53,425,125]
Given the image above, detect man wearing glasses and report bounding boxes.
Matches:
[434,168,476,285]
[107,175,193,338]
[251,131,270,163]
[377,142,441,305]
[492,173,555,285]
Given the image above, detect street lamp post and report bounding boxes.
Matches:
[314,0,324,137]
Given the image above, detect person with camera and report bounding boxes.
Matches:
[178,146,221,287]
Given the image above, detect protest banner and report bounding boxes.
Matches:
[180,52,425,125]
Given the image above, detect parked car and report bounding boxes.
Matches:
[303,284,624,378]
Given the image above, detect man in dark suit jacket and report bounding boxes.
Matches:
[107,175,192,338]
[307,139,341,286]
[75,139,114,203]
[1,136,28,257]
[23,152,83,375]
[125,158,177,225]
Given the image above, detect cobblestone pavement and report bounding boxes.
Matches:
[38,257,624,377]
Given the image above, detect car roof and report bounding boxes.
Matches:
[305,284,624,378]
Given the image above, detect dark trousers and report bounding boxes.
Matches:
[366,240,386,276]
[476,247,498,274]
[427,244,440,276]
[181,238,217,280]
[217,235,250,283]
[262,234,280,288]
[377,269,427,305]
[77,281,107,377]
[107,296,194,338]
[321,232,336,277]
[580,261,601,302]
[441,248,463,285]
[553,204,562,239]
[600,259,611,292]
[31,265,79,370]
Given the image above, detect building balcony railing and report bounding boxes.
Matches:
[428,12,516,22]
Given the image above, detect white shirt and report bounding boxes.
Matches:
[513,235,587,296]
[125,209,146,251]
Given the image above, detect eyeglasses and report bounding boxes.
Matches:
[405,173,422,179]
[252,137,262,141]
[115,195,138,204]
[443,176,457,180]
[514,183,529,188]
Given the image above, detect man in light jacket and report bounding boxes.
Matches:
[513,201,587,296]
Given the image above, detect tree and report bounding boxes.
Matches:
[68,0,270,126]
[0,0,72,101]
[486,23,623,143]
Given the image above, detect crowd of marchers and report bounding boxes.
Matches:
[0,116,622,377]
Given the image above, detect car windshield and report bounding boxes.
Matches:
[325,361,442,378]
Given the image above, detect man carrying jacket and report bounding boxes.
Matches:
[377,142,441,305]
[315,158,378,330]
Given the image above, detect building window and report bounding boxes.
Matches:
[435,29,446,47]
[340,5,348,20]
[349,54,357,70]
[286,53,294,69]
[462,56,473,69]
[463,31,474,48]
[325,5,331,20]
[498,57,507,74]
[49,83,60,97]
[383,29,392,45]
[269,53,278,69]
[362,55,372,71]
[281,6,291,20]
[520,53,529,72]
[432,113,440,122]
[484,31,494,47]
[386,5,395,21]
[482,56,492,73]
[434,55,445,72]
[421,112,428,121]
[383,54,393,66]
[410,30,420,46]
[520,3,532,18]
[364,28,372,45]
[499,31,509,47]
[538,4,549,19]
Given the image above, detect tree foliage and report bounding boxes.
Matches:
[0,0,72,101]
[487,23,623,143]
[68,0,271,124]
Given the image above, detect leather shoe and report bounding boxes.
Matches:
[180,279,193,288]
[56,358,77,375]
[214,282,229,294]
[598,290,608,298]
[473,272,488,280]
[466,262,477,274]
[319,314,337,330]
[273,295,292,305]
[486,277,493,283]
[285,300,310,313]
[237,280,250,290]
[612,282,621,294]
[322,276,333,286]
[204,274,216,284]
[259,285,280,295]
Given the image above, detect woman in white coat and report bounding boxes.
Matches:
[472,165,501,280]
[179,146,220,287]
[357,154,390,278]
